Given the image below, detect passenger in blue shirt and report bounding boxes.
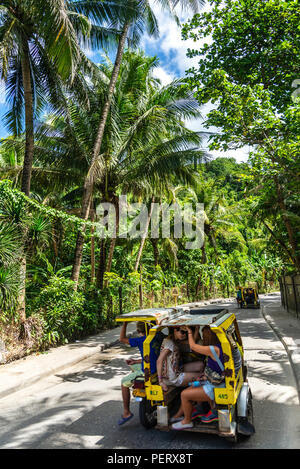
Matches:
[118,320,163,425]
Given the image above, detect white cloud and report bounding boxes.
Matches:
[82,47,97,60]
[144,1,212,77]
[152,66,174,86]
[183,116,250,162]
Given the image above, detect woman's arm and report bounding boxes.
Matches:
[193,325,200,342]
[186,328,220,359]
[156,348,170,390]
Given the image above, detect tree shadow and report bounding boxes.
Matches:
[55,346,139,384]
[36,396,300,449]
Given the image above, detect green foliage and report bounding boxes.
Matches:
[182,0,300,111]
[0,218,22,312]
[182,0,300,273]
[0,2,294,364]
[32,276,97,346]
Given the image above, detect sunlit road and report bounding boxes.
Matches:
[0,294,300,449]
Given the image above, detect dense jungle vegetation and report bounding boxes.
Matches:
[0,0,299,362]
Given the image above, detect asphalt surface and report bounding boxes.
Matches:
[0,292,300,450]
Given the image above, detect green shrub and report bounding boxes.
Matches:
[33,276,98,346]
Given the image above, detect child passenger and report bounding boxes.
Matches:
[156,326,205,393]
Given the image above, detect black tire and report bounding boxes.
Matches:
[245,390,254,428]
[139,398,157,429]
[237,389,255,439]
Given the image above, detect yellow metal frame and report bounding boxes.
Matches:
[143,327,165,404]
[115,316,153,324]
[115,316,165,404]
[210,314,243,406]
[132,388,146,398]
[117,311,245,411]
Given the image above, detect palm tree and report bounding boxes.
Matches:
[176,178,247,297]
[0,0,127,317]
[0,182,52,320]
[0,136,24,185]
[0,1,77,194]
[0,0,124,196]
[0,220,22,312]
[33,50,204,289]
[84,50,204,287]
[71,0,206,287]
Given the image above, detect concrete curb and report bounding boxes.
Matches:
[261,305,300,404]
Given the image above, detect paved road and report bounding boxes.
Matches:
[0,295,300,449]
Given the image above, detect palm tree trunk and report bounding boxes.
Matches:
[139,265,143,308]
[134,196,155,272]
[71,22,130,289]
[17,255,26,323]
[151,238,159,266]
[105,197,120,280]
[92,22,130,170]
[90,206,96,283]
[17,40,34,320]
[21,40,34,197]
[96,239,106,290]
[71,194,92,288]
[105,237,116,277]
[209,231,218,260]
[195,244,206,298]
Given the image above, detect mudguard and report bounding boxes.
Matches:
[237,383,255,436]
[237,382,250,417]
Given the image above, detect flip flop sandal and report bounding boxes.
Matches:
[118,413,134,425]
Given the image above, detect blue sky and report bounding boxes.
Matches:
[0,1,250,162]
[0,79,8,139]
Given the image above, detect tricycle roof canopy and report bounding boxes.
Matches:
[116,306,231,327]
[115,307,181,324]
[160,309,230,327]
